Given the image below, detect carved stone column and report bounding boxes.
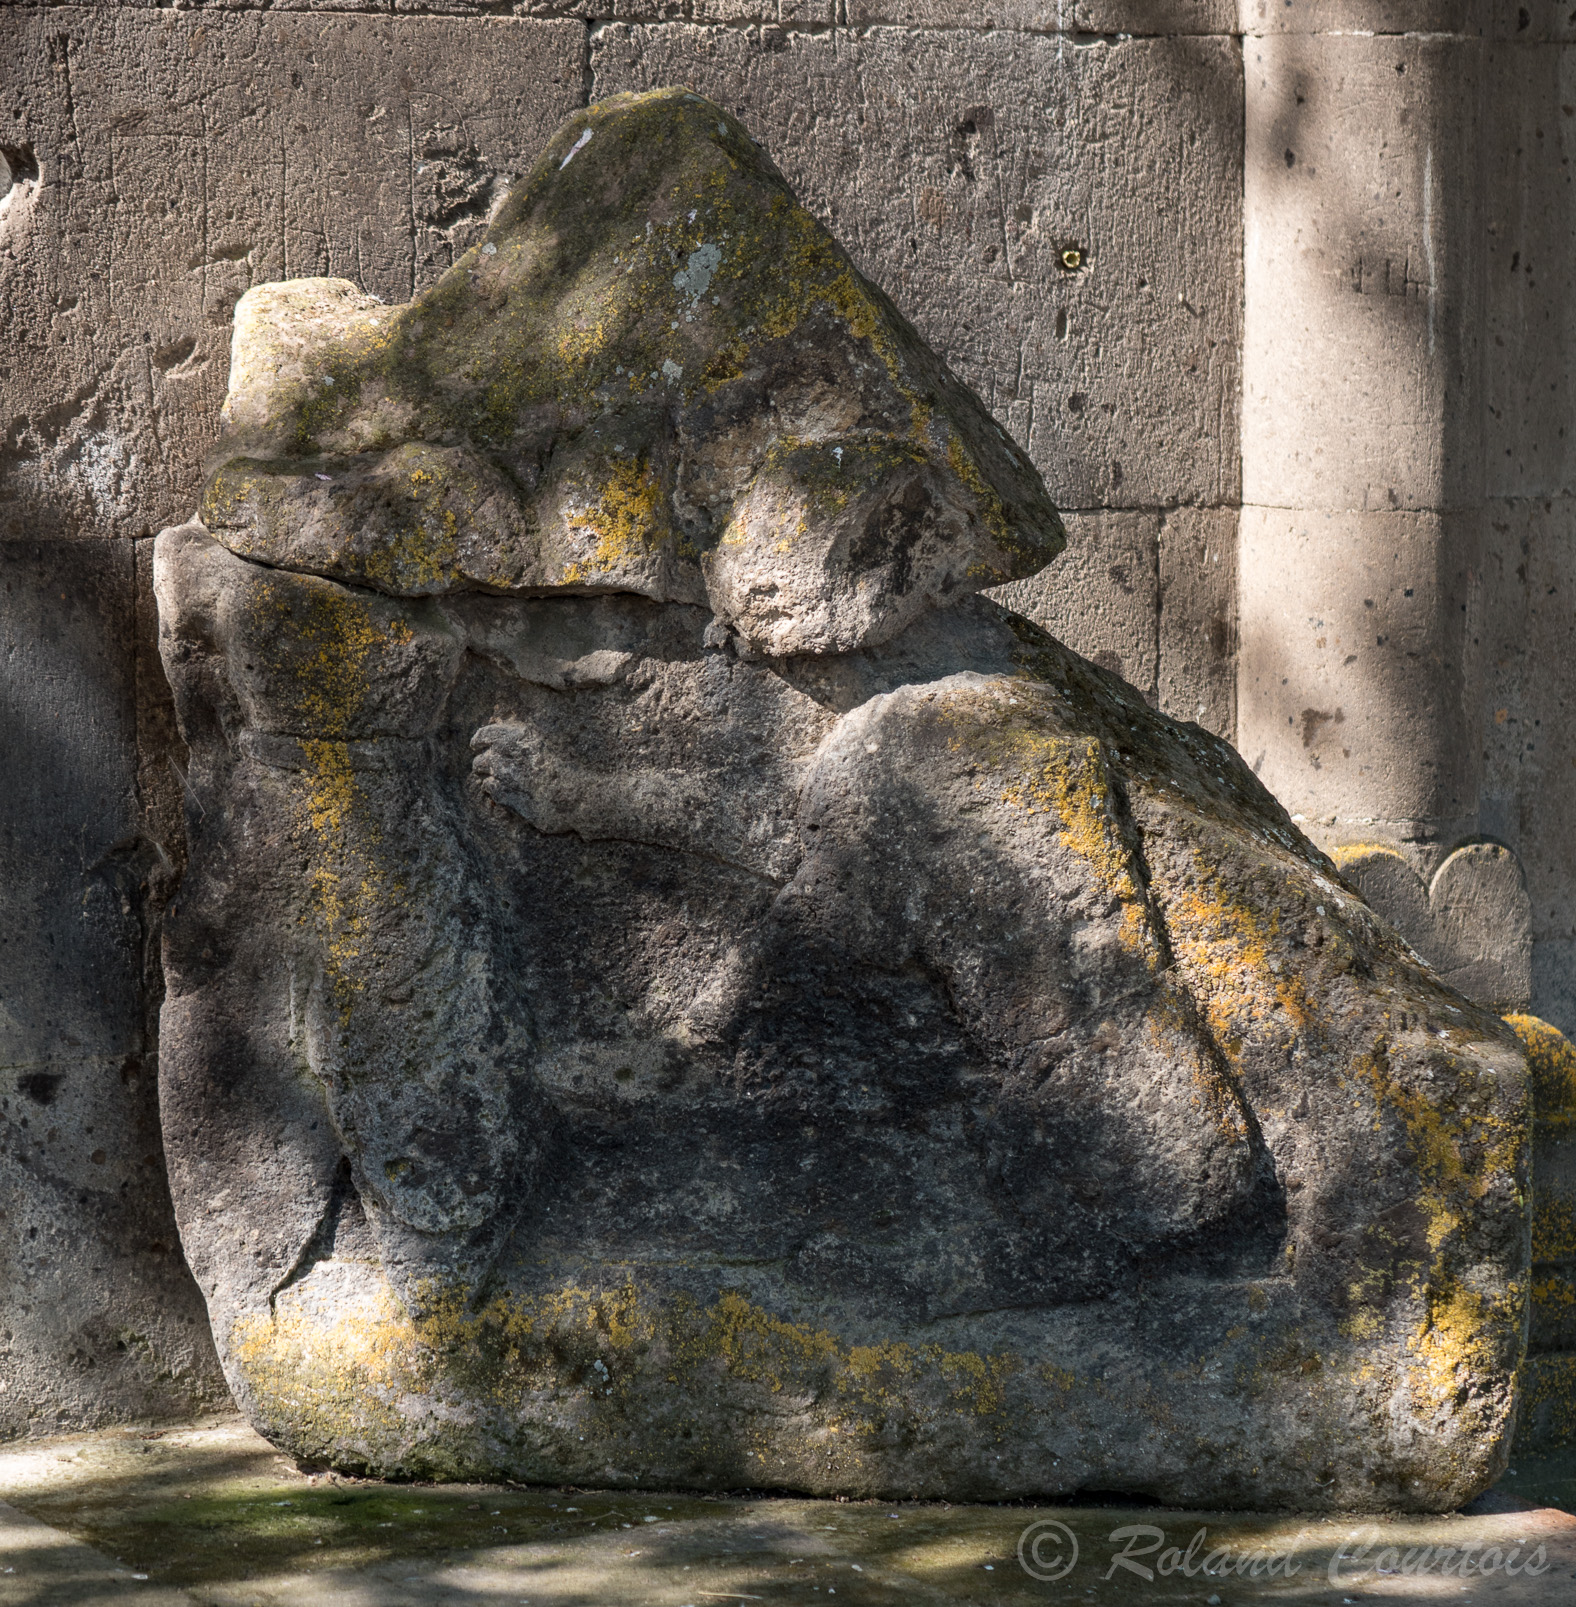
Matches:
[1237,4,1531,1007]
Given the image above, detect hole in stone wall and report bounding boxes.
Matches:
[17,1071,63,1106]
[152,336,197,373]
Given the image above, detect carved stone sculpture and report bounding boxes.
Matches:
[155,89,1531,1509]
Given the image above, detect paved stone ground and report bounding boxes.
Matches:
[4,1416,1576,1606]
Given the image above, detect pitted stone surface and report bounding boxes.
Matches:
[157,91,1531,1512]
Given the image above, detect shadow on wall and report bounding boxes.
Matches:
[1478,39,1576,1040]
[0,538,225,1436]
[1238,33,1484,844]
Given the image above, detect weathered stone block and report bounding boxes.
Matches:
[1158,505,1236,738]
[0,538,224,1437]
[155,91,1530,1511]
[1240,0,1485,32]
[1242,31,1484,513]
[990,511,1159,704]
[1333,844,1533,1015]
[592,24,1243,512]
[1237,507,1481,836]
[848,0,1235,28]
[1489,1,1576,40]
[1481,494,1576,1036]
[1503,1015,1576,1450]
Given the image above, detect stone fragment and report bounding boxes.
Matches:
[158,91,1530,1512]
[199,90,1062,653]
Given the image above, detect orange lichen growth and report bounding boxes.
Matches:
[1143,989,1254,1147]
[967,710,1158,961]
[1534,1196,1576,1262]
[1519,1352,1576,1453]
[1533,1272,1576,1320]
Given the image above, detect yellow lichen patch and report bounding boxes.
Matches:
[562,455,669,584]
[1344,1043,1524,1284]
[1532,1271,1576,1330]
[946,432,1013,560]
[1351,1042,1523,1251]
[1504,1014,1576,1126]
[1408,1280,1517,1410]
[960,708,1158,962]
[283,584,394,738]
[266,582,415,993]
[677,1289,840,1390]
[1329,842,1408,872]
[360,510,462,595]
[1534,1195,1576,1262]
[232,1272,1028,1473]
[936,1347,1018,1418]
[299,738,359,842]
[1154,838,1312,1049]
[292,742,385,1003]
[842,1339,1018,1419]
[736,200,930,438]
[1518,1351,1576,1452]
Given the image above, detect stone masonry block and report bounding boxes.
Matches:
[592,23,1243,512]
[1237,506,1481,834]
[1535,941,1576,1042]
[0,538,225,1436]
[1489,2,1576,40]
[997,506,1240,744]
[1242,31,1484,512]
[0,7,584,543]
[846,1,1236,30]
[1158,505,1236,739]
[990,511,1160,702]
[1239,1,1486,32]
[1484,39,1576,501]
[1334,843,1533,1014]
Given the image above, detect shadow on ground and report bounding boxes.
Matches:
[4,1417,1576,1605]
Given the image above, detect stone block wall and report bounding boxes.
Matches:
[2,0,1573,1430]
